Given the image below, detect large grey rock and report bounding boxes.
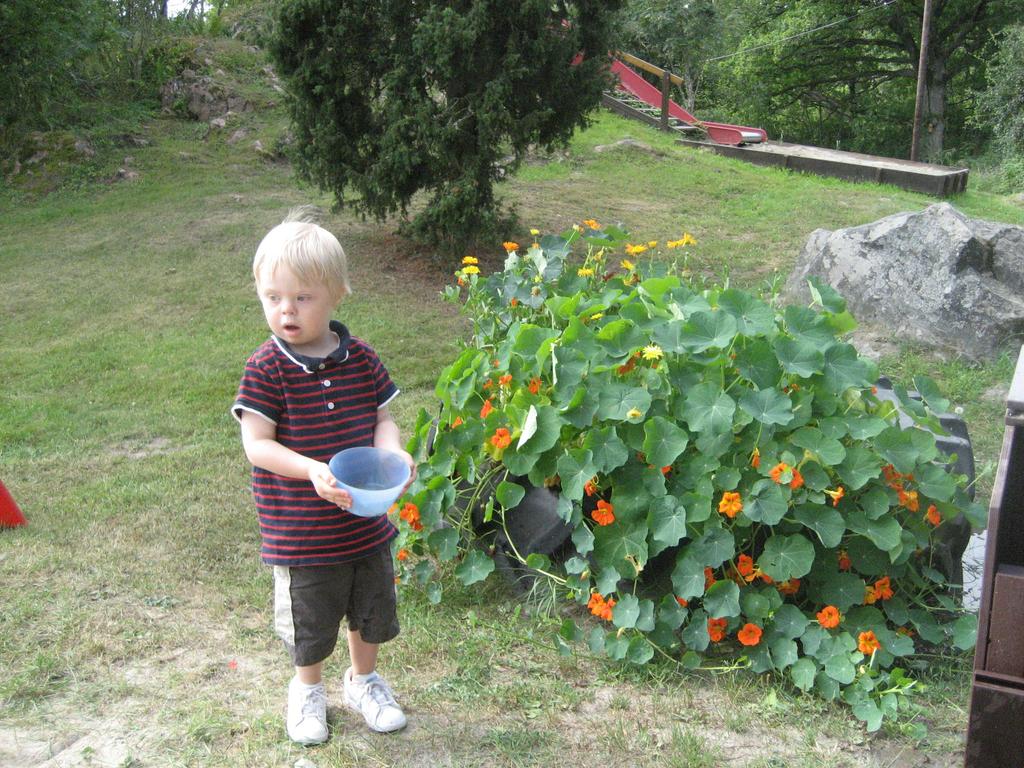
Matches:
[785,203,1024,360]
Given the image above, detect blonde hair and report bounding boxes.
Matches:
[253,206,351,298]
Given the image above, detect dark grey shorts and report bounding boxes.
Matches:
[272,547,400,667]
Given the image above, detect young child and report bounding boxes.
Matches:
[232,208,416,744]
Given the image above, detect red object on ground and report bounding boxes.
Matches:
[0,480,27,528]
[610,58,767,146]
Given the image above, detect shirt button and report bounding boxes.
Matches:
[327,402,335,410]
[323,380,331,387]
[318,364,325,370]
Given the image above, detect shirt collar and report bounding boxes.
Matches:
[273,320,351,373]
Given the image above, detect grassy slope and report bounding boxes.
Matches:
[2,38,1021,767]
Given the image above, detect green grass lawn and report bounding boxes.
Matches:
[2,40,1022,767]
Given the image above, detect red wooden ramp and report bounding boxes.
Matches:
[608,56,766,146]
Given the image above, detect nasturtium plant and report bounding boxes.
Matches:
[392,223,984,731]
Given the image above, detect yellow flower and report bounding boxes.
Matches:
[648,241,658,248]
[532,242,540,249]
[462,265,480,275]
[667,233,697,248]
[530,228,540,236]
[578,267,595,277]
[573,224,583,233]
[589,312,604,321]
[626,408,642,419]
[462,255,479,265]
[621,258,636,271]
[642,344,663,361]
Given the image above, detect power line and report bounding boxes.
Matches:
[703,0,898,64]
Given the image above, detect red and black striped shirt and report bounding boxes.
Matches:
[233,322,399,566]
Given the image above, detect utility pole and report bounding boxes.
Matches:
[910,0,934,162]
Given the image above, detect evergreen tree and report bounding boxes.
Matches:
[271,0,622,254]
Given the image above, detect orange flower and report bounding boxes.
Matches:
[873,576,894,601]
[926,504,941,526]
[737,623,763,646]
[789,468,804,490]
[708,617,728,643]
[502,241,520,253]
[483,378,494,390]
[397,548,410,561]
[498,374,513,388]
[490,428,512,449]
[704,567,716,590]
[898,488,920,512]
[451,416,464,428]
[816,605,841,629]
[675,596,688,608]
[858,630,882,655]
[718,491,743,518]
[480,399,494,419]
[582,218,601,230]
[864,585,879,605]
[661,465,672,475]
[584,477,599,497]
[896,626,915,637]
[837,549,852,572]
[769,462,790,484]
[528,377,542,395]
[736,554,756,581]
[588,592,616,621]
[510,297,519,307]
[617,356,637,375]
[591,499,615,526]
[750,447,761,469]
[778,578,800,596]
[825,486,845,507]
[399,502,423,532]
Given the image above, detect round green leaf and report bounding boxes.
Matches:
[672,554,707,600]
[556,448,596,500]
[598,382,652,421]
[427,527,459,561]
[739,387,794,426]
[790,657,817,692]
[680,309,738,352]
[612,593,640,629]
[496,479,526,510]
[774,337,825,378]
[790,427,846,465]
[704,580,741,618]
[642,416,690,467]
[680,383,736,435]
[718,289,775,336]
[793,504,846,548]
[745,479,788,525]
[757,534,815,582]
[455,550,495,585]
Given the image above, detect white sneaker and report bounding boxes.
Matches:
[286,677,329,745]
[343,668,407,733]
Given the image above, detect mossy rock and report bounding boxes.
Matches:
[1,131,95,194]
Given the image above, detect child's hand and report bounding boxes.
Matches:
[308,462,354,509]
[396,449,417,494]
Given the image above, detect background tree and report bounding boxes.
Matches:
[717,0,1017,160]
[618,0,724,112]
[271,0,622,255]
[974,25,1024,158]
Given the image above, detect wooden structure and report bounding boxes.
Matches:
[678,139,968,197]
[965,344,1024,767]
[603,52,969,196]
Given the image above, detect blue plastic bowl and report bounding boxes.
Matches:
[328,446,410,518]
